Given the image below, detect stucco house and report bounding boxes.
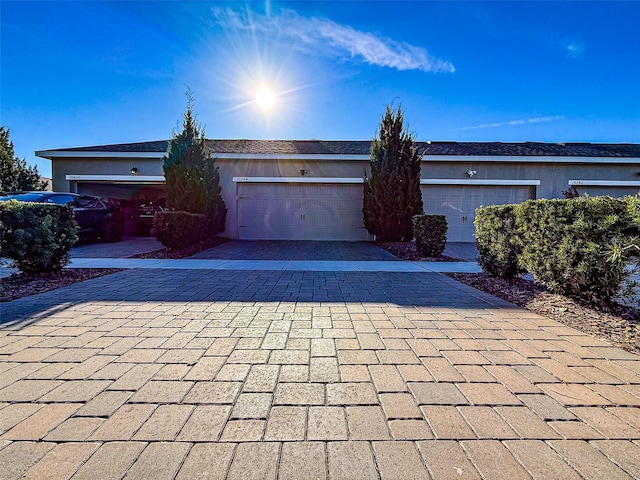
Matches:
[36,140,640,242]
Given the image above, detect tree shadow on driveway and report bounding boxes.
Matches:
[1,269,511,329]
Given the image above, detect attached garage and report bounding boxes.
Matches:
[38,141,640,242]
[65,174,166,236]
[234,178,369,241]
[421,180,539,242]
[65,175,165,200]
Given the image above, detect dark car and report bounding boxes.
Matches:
[131,197,166,236]
[0,192,125,242]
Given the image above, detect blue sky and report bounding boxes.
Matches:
[2,1,639,178]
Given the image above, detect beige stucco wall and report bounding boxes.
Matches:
[52,157,163,192]
[423,159,640,199]
[50,154,640,239]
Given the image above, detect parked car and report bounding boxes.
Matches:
[0,192,125,242]
[131,197,166,236]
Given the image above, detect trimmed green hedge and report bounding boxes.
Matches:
[475,195,640,304]
[413,214,447,257]
[154,211,207,249]
[0,200,78,273]
[475,204,525,278]
[517,196,638,303]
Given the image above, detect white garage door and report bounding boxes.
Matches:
[574,186,640,197]
[422,185,533,242]
[237,183,369,241]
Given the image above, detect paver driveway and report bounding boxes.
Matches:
[190,240,400,261]
[1,265,639,479]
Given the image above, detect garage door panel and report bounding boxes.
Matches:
[240,212,302,227]
[422,185,533,242]
[239,224,305,240]
[237,183,369,241]
[575,186,640,197]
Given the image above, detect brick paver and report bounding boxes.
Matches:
[417,440,480,479]
[175,443,235,480]
[20,442,99,480]
[0,441,54,480]
[328,441,378,480]
[1,258,639,479]
[122,442,190,480]
[279,442,327,480]
[373,441,430,480]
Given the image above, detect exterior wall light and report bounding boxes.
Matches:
[131,167,138,175]
[300,169,307,176]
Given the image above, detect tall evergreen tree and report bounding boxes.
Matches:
[163,92,226,233]
[0,127,47,193]
[363,105,423,241]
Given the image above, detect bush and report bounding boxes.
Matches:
[515,196,639,303]
[154,211,207,249]
[0,200,78,273]
[412,214,447,257]
[625,194,640,238]
[475,204,525,278]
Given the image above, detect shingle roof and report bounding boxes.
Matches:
[47,140,640,158]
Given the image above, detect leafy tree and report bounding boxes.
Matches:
[0,127,47,193]
[363,105,423,241]
[163,92,226,234]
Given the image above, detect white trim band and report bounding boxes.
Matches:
[233,177,364,184]
[232,177,541,186]
[421,179,540,186]
[422,155,640,164]
[66,175,165,183]
[217,153,369,161]
[569,180,640,187]
[37,149,640,164]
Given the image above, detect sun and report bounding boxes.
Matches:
[255,85,276,110]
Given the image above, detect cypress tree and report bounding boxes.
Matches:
[163,92,226,234]
[363,105,423,241]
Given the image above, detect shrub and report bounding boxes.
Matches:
[0,200,78,273]
[154,211,207,249]
[514,196,639,304]
[625,194,640,238]
[474,204,525,278]
[412,214,447,257]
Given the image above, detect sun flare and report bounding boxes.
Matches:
[256,85,276,110]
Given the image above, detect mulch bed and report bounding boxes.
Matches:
[1,268,123,302]
[377,241,463,262]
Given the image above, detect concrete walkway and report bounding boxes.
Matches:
[1,240,482,278]
[1,241,639,479]
[70,236,165,259]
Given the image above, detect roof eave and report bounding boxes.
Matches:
[36,150,165,159]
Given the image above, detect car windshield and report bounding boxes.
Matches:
[0,193,77,205]
[0,193,49,202]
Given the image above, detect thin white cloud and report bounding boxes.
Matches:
[457,115,565,131]
[212,7,455,73]
[565,41,585,59]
